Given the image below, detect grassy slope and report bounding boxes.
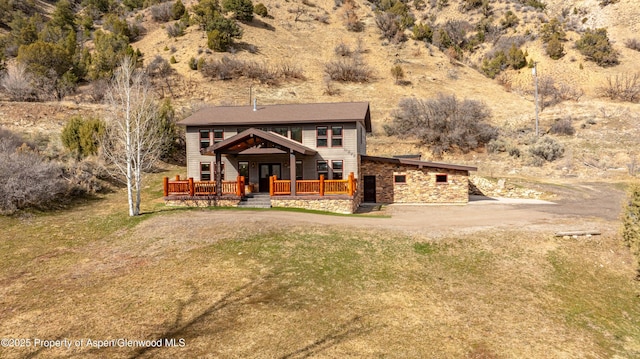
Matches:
[0,172,639,358]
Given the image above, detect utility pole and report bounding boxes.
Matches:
[532,62,539,137]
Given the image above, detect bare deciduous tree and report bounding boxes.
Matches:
[384,94,498,156]
[599,73,640,103]
[102,56,167,216]
[0,129,67,213]
[1,63,35,101]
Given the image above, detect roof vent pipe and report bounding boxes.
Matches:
[253,98,257,111]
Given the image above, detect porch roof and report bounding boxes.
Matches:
[361,155,477,172]
[203,127,317,156]
[179,102,372,132]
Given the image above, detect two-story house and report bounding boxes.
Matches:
[180,101,370,192]
[165,101,476,213]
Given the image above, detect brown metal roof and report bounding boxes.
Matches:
[204,128,317,156]
[179,102,372,132]
[361,155,477,172]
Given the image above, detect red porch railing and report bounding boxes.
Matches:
[163,175,245,197]
[269,172,356,196]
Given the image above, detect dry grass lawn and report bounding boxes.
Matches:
[1,173,639,358]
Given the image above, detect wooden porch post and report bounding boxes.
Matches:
[240,176,245,196]
[188,177,194,197]
[289,149,296,196]
[319,174,325,196]
[215,152,222,198]
[269,175,275,196]
[348,172,355,196]
[175,174,180,181]
[236,175,242,196]
[163,176,169,197]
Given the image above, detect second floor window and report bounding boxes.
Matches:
[291,127,302,143]
[273,127,288,137]
[316,126,328,147]
[200,129,210,149]
[213,129,224,143]
[331,126,343,147]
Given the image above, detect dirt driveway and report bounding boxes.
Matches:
[166,181,626,238]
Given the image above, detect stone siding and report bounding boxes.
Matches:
[165,196,241,207]
[393,167,468,203]
[360,159,469,204]
[271,196,356,214]
[360,160,394,203]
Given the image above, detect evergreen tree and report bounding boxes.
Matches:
[222,0,254,21]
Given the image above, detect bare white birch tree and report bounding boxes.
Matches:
[102,56,166,216]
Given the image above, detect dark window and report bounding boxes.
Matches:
[239,161,249,181]
[274,127,288,137]
[436,174,448,183]
[200,162,211,181]
[237,127,249,134]
[296,160,303,180]
[332,160,343,180]
[291,127,302,143]
[394,175,406,183]
[199,129,210,149]
[316,126,328,147]
[317,160,328,179]
[213,129,224,143]
[331,126,343,147]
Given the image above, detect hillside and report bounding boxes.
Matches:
[1,0,640,177]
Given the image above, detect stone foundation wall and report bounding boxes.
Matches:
[360,159,469,204]
[165,196,241,207]
[271,196,356,214]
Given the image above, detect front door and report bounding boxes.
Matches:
[363,175,376,203]
[259,163,281,192]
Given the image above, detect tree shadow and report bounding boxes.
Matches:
[278,315,372,359]
[118,274,372,358]
[242,18,275,31]
[127,275,279,358]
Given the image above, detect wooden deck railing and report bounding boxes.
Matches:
[269,172,356,196]
[296,180,320,194]
[163,175,245,197]
[272,180,291,195]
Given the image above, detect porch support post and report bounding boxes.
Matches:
[163,176,169,197]
[215,152,222,199]
[289,149,296,196]
[348,172,355,196]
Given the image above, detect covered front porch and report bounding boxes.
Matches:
[162,174,359,213]
[162,173,356,198]
[164,128,359,212]
[203,127,320,196]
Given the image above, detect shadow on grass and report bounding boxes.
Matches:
[279,315,371,359]
[122,272,371,359]
[122,274,372,359]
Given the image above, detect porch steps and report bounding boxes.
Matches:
[239,193,272,209]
